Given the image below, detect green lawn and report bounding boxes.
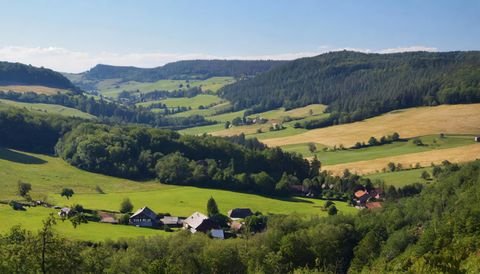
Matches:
[282,135,477,165]
[137,94,223,109]
[100,77,235,98]
[0,148,356,240]
[171,102,232,118]
[0,99,95,119]
[365,167,435,187]
[178,123,226,135]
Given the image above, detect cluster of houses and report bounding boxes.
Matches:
[127,206,254,239]
[353,188,383,209]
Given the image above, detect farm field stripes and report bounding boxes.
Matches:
[0,85,69,95]
[323,143,480,175]
[261,104,480,147]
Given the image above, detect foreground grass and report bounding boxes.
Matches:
[0,148,355,240]
[0,99,95,119]
[0,205,169,241]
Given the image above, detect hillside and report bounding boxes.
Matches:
[220,51,480,124]
[67,60,286,91]
[0,61,78,92]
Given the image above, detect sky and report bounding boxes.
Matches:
[0,0,478,72]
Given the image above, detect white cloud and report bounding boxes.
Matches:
[0,45,438,73]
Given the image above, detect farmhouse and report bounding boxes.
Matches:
[228,208,254,219]
[129,206,159,228]
[58,207,71,218]
[183,212,217,233]
[160,216,182,227]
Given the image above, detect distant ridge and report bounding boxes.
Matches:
[0,61,78,91]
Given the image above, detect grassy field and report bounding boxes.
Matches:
[0,85,69,95]
[323,143,480,175]
[283,135,477,165]
[365,167,434,187]
[0,148,355,240]
[171,102,232,117]
[262,104,480,147]
[0,99,95,119]
[137,94,223,109]
[101,77,235,98]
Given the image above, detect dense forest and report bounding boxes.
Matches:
[69,60,287,89]
[221,51,480,126]
[0,61,79,91]
[1,160,479,273]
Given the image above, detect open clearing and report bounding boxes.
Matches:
[285,135,476,165]
[262,104,480,147]
[101,77,235,97]
[0,85,69,95]
[137,94,223,109]
[0,99,95,119]
[323,143,480,175]
[365,167,434,187]
[0,148,355,240]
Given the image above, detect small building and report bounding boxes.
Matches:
[160,216,182,227]
[58,207,71,218]
[129,206,158,228]
[228,208,254,219]
[475,136,480,142]
[183,212,217,233]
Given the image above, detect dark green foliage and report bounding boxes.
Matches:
[221,51,480,127]
[327,205,338,215]
[74,60,286,84]
[120,198,133,214]
[118,214,130,225]
[0,61,78,91]
[17,181,31,197]
[60,188,74,199]
[206,197,219,217]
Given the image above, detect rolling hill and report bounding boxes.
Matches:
[0,61,79,92]
[220,51,480,125]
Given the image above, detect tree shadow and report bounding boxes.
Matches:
[0,147,47,164]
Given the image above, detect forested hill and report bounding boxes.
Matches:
[220,51,480,123]
[74,60,287,82]
[0,61,78,91]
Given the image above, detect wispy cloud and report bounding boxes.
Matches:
[0,45,438,73]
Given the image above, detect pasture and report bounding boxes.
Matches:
[137,94,223,109]
[0,99,95,119]
[0,148,355,240]
[365,167,434,187]
[0,85,69,95]
[262,104,480,147]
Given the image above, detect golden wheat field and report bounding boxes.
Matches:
[262,104,480,147]
[322,143,480,175]
[0,85,68,95]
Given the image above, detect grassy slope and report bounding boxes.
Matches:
[0,99,95,119]
[137,94,223,109]
[283,135,476,165]
[262,104,480,147]
[101,77,235,98]
[365,167,434,187]
[0,85,69,95]
[0,148,355,240]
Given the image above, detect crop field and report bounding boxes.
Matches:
[0,99,95,119]
[100,77,235,97]
[0,148,355,240]
[137,94,223,109]
[262,104,480,148]
[0,85,69,95]
[323,143,480,175]
[283,135,476,165]
[365,167,434,187]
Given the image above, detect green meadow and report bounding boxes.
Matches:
[0,148,355,240]
[0,99,95,119]
[282,135,476,165]
[365,167,435,187]
[101,76,235,97]
[137,94,223,109]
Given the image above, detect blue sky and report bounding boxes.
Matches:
[0,0,478,72]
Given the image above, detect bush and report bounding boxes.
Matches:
[120,198,133,213]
